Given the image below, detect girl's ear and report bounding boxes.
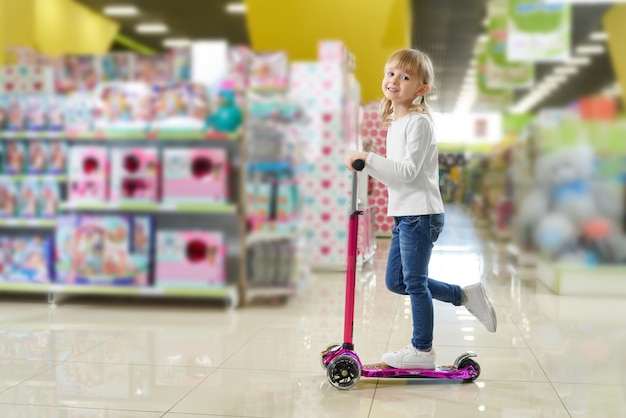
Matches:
[419,85,431,96]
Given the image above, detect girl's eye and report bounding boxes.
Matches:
[387,72,394,76]
[402,76,410,81]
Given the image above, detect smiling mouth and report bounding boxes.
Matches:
[387,87,398,92]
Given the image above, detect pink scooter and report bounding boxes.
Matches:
[320,159,480,390]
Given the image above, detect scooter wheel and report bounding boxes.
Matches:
[327,355,361,390]
[320,344,340,370]
[458,358,480,383]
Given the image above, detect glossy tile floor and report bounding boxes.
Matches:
[1,205,625,417]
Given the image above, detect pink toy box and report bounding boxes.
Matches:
[68,146,109,204]
[110,147,159,203]
[155,230,225,287]
[55,215,153,286]
[162,148,228,204]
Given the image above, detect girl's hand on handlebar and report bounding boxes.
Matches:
[345,152,369,172]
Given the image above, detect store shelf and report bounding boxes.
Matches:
[59,201,237,214]
[536,257,626,296]
[0,282,239,305]
[60,130,240,141]
[2,175,67,182]
[0,218,56,227]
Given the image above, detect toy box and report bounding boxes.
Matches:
[18,179,39,218]
[0,97,8,130]
[0,236,52,283]
[24,95,48,132]
[151,83,208,132]
[6,96,26,131]
[162,148,228,203]
[0,177,18,217]
[4,142,25,174]
[248,52,289,89]
[110,147,159,203]
[229,46,252,90]
[26,141,49,174]
[64,92,94,134]
[40,179,60,218]
[94,82,152,133]
[155,230,225,287]
[54,55,98,94]
[170,48,191,82]
[68,146,109,204]
[47,141,68,175]
[99,53,135,82]
[46,95,65,132]
[0,65,54,94]
[134,55,172,85]
[55,215,153,286]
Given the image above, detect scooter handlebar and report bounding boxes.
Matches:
[352,159,365,171]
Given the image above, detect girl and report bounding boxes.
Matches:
[345,49,497,370]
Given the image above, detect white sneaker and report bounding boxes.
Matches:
[463,283,497,332]
[381,344,436,369]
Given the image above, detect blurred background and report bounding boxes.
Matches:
[0,0,624,304]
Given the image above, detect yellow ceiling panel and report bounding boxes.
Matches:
[603,4,626,108]
[244,0,411,102]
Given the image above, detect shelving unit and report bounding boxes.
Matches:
[0,129,246,308]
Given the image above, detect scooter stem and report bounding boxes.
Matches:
[343,159,364,349]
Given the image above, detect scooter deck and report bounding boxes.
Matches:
[361,363,476,380]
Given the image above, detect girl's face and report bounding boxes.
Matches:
[382,63,424,108]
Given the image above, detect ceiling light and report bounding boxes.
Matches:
[103,5,139,16]
[575,44,605,55]
[225,2,246,13]
[545,73,569,82]
[566,56,592,66]
[554,66,579,75]
[163,38,191,48]
[589,31,608,41]
[136,23,169,34]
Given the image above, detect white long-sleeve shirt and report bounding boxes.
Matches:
[364,112,444,216]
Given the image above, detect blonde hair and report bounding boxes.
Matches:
[380,49,434,125]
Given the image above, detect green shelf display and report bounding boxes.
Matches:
[0,219,56,227]
[0,282,236,300]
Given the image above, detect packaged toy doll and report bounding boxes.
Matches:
[248,52,289,89]
[46,95,65,132]
[64,92,94,134]
[48,141,68,175]
[135,55,172,86]
[19,179,40,218]
[24,95,47,132]
[0,177,18,217]
[40,179,59,218]
[26,141,49,174]
[6,96,26,131]
[4,142,25,174]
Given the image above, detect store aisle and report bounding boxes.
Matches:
[0,206,624,417]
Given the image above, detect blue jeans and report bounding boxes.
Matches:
[386,214,464,350]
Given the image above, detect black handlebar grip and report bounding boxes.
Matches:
[352,159,365,171]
